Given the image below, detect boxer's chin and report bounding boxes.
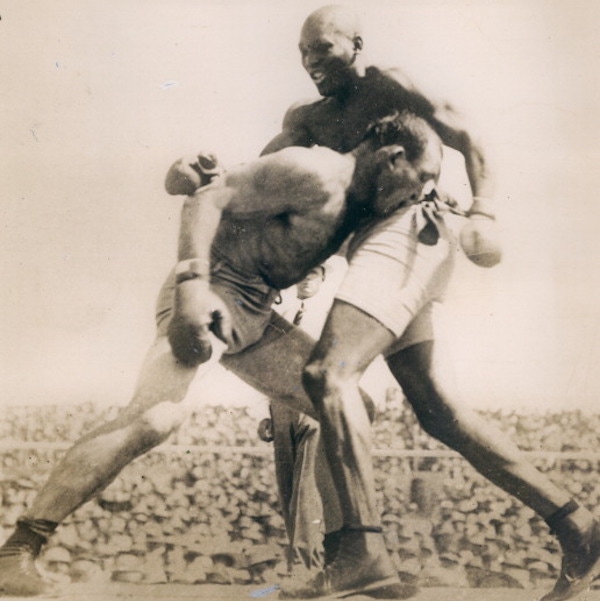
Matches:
[372,192,411,217]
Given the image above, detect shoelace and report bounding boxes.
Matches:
[416,189,468,246]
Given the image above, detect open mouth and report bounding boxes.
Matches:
[309,70,326,85]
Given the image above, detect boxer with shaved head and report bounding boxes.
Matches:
[260,5,599,600]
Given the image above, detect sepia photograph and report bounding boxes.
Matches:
[1,1,599,599]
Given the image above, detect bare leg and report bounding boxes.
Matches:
[0,335,211,596]
[225,311,377,578]
[221,311,318,417]
[25,336,201,522]
[287,301,415,599]
[303,301,393,529]
[387,340,575,518]
[387,340,600,601]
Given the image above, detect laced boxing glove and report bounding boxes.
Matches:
[167,261,232,366]
[165,152,222,196]
[459,197,502,268]
[168,278,214,366]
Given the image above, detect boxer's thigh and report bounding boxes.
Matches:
[336,206,455,342]
[120,334,203,433]
[309,300,396,377]
[221,312,317,417]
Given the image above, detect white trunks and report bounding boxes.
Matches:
[335,145,471,356]
[335,202,458,356]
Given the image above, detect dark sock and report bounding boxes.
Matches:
[0,518,58,557]
[323,531,342,566]
[340,525,383,534]
[545,500,580,534]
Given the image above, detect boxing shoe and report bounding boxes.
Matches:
[0,547,53,596]
[279,529,418,599]
[540,520,600,601]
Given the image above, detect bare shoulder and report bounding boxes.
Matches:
[377,63,458,116]
[271,145,345,171]
[225,146,354,214]
[229,146,349,189]
[376,64,419,92]
[283,97,324,126]
[261,97,325,154]
[282,97,330,142]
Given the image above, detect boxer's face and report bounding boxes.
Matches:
[299,19,359,97]
[372,130,442,217]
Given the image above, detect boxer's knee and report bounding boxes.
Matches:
[302,358,328,403]
[302,355,375,423]
[302,357,356,417]
[134,401,187,448]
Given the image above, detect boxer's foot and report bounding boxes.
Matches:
[0,548,53,596]
[540,520,600,601]
[280,529,417,599]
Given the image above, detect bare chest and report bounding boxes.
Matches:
[302,80,419,152]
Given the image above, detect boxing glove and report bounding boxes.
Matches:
[459,197,502,268]
[165,152,222,196]
[167,278,231,366]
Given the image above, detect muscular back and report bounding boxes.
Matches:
[212,146,356,288]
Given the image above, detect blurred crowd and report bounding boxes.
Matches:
[1,395,599,590]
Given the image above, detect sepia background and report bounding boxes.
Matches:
[1,0,599,414]
[1,0,600,594]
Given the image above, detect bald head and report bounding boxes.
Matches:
[299,5,365,96]
[301,5,363,41]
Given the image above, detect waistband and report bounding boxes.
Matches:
[211,246,277,291]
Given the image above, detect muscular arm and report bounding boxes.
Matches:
[384,67,492,198]
[176,184,231,264]
[168,182,233,366]
[175,154,308,266]
[264,66,492,196]
[260,100,316,156]
[428,109,491,198]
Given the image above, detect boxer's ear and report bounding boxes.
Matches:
[375,145,406,171]
[353,36,363,53]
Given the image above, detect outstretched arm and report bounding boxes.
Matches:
[176,183,232,266]
[429,107,492,199]
[166,148,344,365]
[168,182,233,367]
[384,66,493,199]
[260,100,316,156]
[167,147,340,221]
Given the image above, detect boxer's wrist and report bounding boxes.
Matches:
[175,258,210,284]
[467,196,496,220]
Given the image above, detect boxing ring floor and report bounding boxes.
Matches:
[5,583,600,601]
